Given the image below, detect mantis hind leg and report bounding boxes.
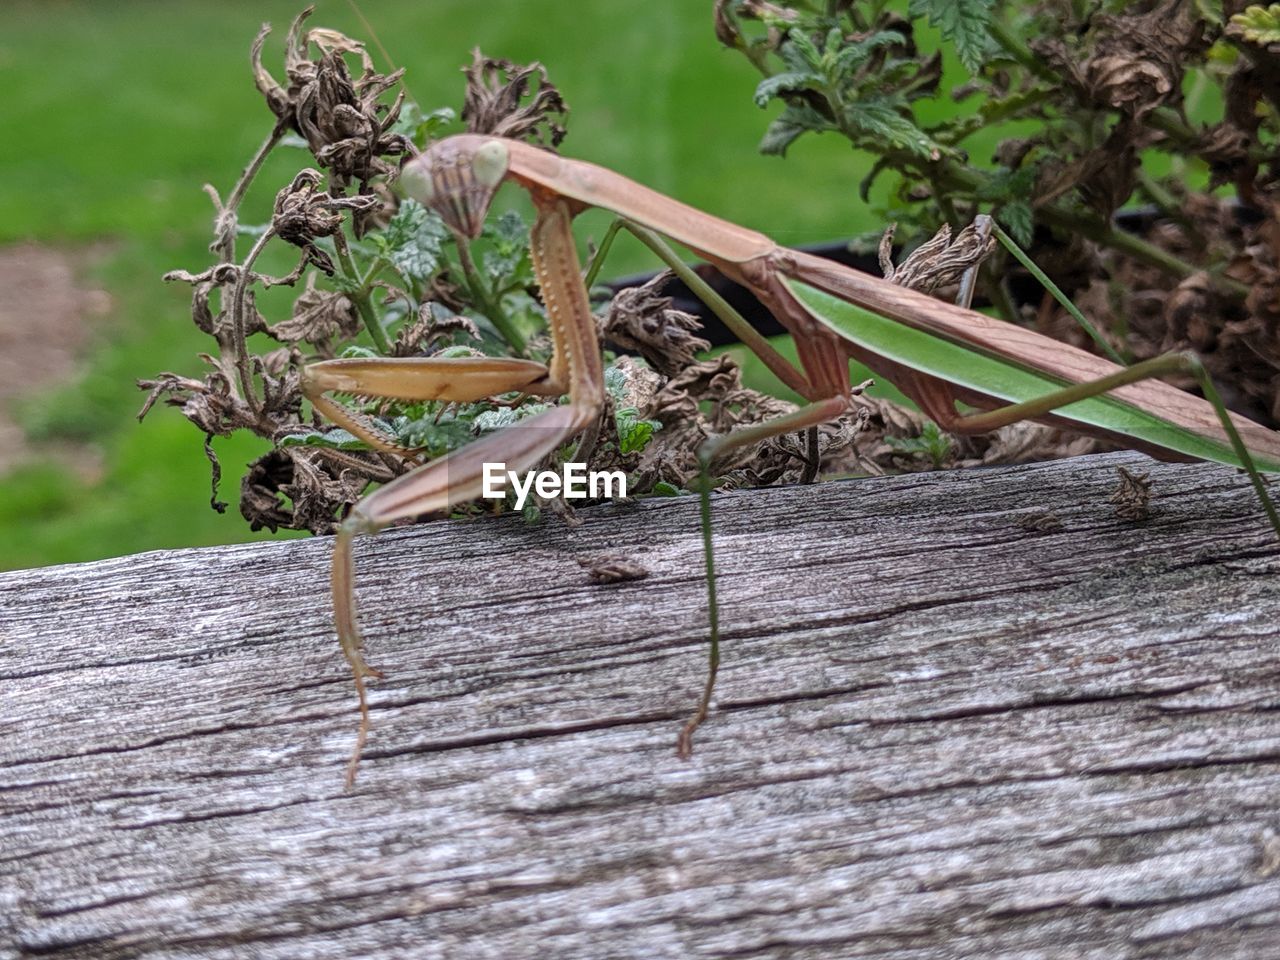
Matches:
[932,352,1280,539]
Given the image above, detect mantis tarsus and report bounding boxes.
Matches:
[303,134,1280,786]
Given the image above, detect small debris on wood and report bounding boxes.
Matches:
[1258,827,1280,879]
[1110,466,1153,521]
[577,554,649,584]
[1015,510,1063,533]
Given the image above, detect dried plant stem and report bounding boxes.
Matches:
[213,126,285,261]
[227,127,285,224]
[230,228,275,411]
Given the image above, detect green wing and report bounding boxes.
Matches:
[785,277,1280,473]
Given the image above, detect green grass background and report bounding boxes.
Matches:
[0,0,969,570]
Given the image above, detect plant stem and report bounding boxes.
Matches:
[225,126,284,222]
[456,239,526,354]
[229,229,274,413]
[1042,203,1247,298]
[1135,168,1183,221]
[213,124,284,262]
[332,230,392,354]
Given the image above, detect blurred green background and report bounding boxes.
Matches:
[0,0,949,570]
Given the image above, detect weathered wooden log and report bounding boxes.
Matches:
[2,451,1279,959]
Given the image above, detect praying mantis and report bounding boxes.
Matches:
[303,133,1280,785]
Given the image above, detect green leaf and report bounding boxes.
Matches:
[782,30,823,71]
[833,30,907,73]
[997,200,1034,248]
[1195,0,1224,27]
[841,96,946,161]
[604,364,627,402]
[437,342,480,359]
[281,428,367,451]
[753,71,821,108]
[976,165,1037,205]
[381,198,449,281]
[390,104,457,146]
[1230,4,1280,44]
[759,103,835,156]
[390,412,475,457]
[615,406,661,455]
[885,421,953,469]
[908,0,994,75]
[472,402,554,433]
[480,210,531,285]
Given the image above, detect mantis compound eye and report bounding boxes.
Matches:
[398,156,435,204]
[472,139,509,189]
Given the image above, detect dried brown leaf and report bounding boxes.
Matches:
[462,50,568,149]
[601,271,711,378]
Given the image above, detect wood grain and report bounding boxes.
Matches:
[2,451,1279,959]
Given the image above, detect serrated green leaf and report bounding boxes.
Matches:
[975,165,1037,202]
[1230,4,1280,44]
[833,30,907,73]
[615,406,661,455]
[437,343,479,359]
[471,407,522,432]
[885,420,953,469]
[280,428,367,450]
[997,200,1034,248]
[391,103,457,147]
[472,402,554,434]
[753,71,821,108]
[1195,0,1224,26]
[390,412,475,456]
[481,210,531,285]
[604,364,627,403]
[908,0,994,74]
[382,198,449,281]
[759,103,835,156]
[783,30,823,71]
[841,96,946,160]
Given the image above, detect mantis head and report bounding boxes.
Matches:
[400,135,510,240]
